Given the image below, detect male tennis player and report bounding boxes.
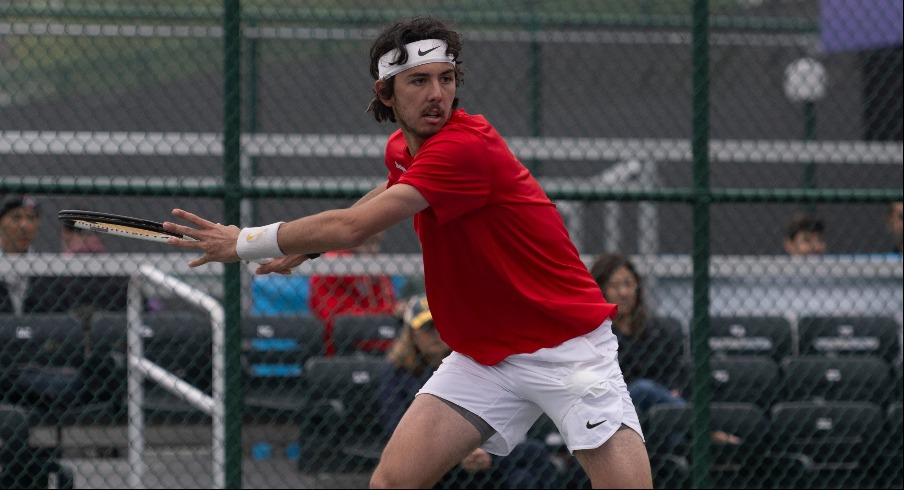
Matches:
[163,16,652,489]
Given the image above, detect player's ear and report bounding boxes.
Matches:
[375,79,393,107]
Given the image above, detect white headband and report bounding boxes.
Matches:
[377,39,455,80]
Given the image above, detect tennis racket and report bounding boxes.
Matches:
[58,210,320,260]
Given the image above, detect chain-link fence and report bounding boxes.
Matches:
[1,1,901,488]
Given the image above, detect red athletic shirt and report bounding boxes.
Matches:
[385,109,617,365]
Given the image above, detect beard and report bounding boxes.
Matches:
[398,115,443,141]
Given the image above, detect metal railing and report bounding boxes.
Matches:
[126,264,226,489]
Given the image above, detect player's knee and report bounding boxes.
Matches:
[369,469,391,489]
[371,465,436,489]
[369,467,406,489]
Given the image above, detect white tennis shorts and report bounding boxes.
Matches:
[417,319,643,456]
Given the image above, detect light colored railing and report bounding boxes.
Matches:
[126,264,225,489]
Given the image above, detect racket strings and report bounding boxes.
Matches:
[73,220,174,239]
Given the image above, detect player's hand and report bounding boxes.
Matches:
[460,448,492,473]
[163,208,241,267]
[253,254,312,275]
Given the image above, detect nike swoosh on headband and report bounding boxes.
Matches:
[378,39,455,80]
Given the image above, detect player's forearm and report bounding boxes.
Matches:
[276,208,372,256]
[269,182,425,257]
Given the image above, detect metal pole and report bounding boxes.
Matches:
[243,16,261,227]
[690,0,713,487]
[803,101,816,213]
[126,276,147,490]
[222,0,243,488]
[639,160,660,255]
[528,0,543,176]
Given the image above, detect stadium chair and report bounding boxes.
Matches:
[879,403,902,488]
[23,275,129,314]
[0,314,101,417]
[797,314,900,363]
[708,403,772,488]
[643,404,692,489]
[709,315,793,362]
[299,355,388,473]
[709,355,780,409]
[0,314,85,396]
[895,358,903,402]
[91,311,213,424]
[0,284,12,313]
[769,400,884,489]
[0,314,31,403]
[0,404,74,490]
[780,355,890,405]
[331,313,400,356]
[0,312,127,459]
[143,311,213,424]
[85,313,132,423]
[241,315,325,421]
[250,275,312,316]
[644,402,770,489]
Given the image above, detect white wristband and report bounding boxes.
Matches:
[236,222,286,262]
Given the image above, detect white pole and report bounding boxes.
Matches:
[126,276,147,489]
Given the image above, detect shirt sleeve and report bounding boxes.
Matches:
[397,128,491,225]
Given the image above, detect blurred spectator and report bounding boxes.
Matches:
[783,211,827,256]
[61,222,107,254]
[380,295,561,489]
[0,195,40,255]
[0,195,40,314]
[589,253,688,413]
[590,252,740,446]
[380,295,452,435]
[309,231,399,355]
[887,201,902,254]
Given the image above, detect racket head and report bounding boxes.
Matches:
[58,209,184,244]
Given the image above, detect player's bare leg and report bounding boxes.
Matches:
[573,426,653,489]
[370,394,483,489]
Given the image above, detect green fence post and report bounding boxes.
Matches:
[691,0,713,488]
[245,17,261,225]
[222,0,243,488]
[528,0,544,176]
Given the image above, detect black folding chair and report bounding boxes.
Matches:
[710,355,781,409]
[332,313,399,356]
[709,315,794,362]
[300,355,389,473]
[1,404,74,489]
[769,400,884,489]
[781,355,891,405]
[241,315,325,421]
[797,314,900,363]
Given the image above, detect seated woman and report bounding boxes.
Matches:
[589,253,688,413]
[589,253,740,445]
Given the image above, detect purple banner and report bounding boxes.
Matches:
[821,0,903,52]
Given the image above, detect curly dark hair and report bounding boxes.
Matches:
[367,16,465,123]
